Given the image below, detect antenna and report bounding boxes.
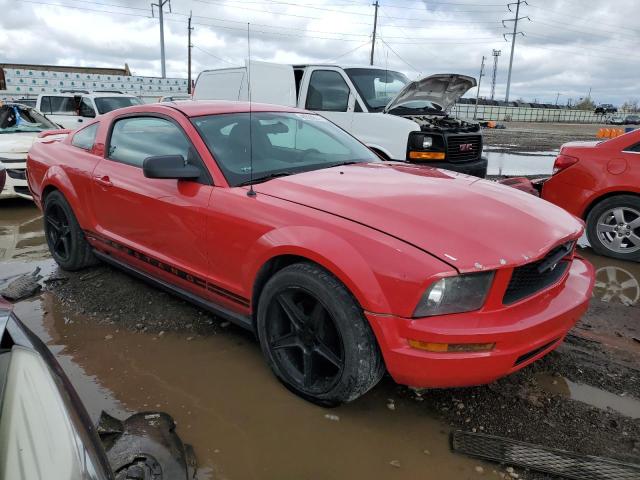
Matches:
[246,23,256,197]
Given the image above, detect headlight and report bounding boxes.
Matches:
[413,272,494,317]
[422,136,433,149]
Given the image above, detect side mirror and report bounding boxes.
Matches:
[143,155,201,180]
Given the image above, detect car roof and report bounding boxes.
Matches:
[163,100,309,117]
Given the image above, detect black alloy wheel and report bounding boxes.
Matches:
[43,190,98,270]
[257,262,385,406]
[45,203,72,262]
[265,287,345,395]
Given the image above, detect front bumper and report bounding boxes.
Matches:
[0,161,31,200]
[366,257,594,388]
[426,156,487,178]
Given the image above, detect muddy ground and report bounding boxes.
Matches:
[1,124,639,479]
[483,121,613,154]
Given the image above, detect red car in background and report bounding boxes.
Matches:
[542,130,640,261]
[27,101,593,405]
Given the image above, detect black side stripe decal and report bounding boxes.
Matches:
[85,231,250,307]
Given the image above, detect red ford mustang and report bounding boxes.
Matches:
[542,131,640,261]
[27,101,594,405]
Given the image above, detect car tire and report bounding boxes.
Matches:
[44,190,98,270]
[256,262,385,406]
[586,195,640,261]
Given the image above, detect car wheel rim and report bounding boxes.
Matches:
[265,287,345,395]
[45,204,72,261]
[596,206,640,254]
[593,266,640,306]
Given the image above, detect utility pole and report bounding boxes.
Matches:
[502,0,529,102]
[151,0,171,78]
[188,11,193,94]
[473,56,486,120]
[370,1,379,66]
[490,49,501,101]
[555,92,560,105]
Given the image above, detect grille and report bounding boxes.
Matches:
[514,338,559,366]
[503,242,574,305]
[6,169,26,180]
[451,430,640,480]
[445,135,482,163]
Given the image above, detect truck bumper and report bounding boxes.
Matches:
[426,156,487,178]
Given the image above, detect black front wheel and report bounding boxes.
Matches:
[44,190,98,270]
[256,262,385,406]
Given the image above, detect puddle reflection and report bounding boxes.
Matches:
[535,373,640,419]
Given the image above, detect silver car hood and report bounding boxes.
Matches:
[383,73,476,113]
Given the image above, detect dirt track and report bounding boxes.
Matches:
[483,121,613,153]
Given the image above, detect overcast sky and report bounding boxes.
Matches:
[0,0,638,105]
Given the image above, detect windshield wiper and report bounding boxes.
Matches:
[237,171,295,187]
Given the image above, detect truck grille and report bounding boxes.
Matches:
[503,242,574,305]
[446,135,482,163]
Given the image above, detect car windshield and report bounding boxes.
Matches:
[345,68,410,112]
[0,104,58,133]
[94,96,142,114]
[192,112,380,187]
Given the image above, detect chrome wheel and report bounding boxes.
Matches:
[596,206,640,254]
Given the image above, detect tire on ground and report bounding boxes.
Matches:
[256,262,385,406]
[44,190,98,270]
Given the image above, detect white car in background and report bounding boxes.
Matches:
[35,91,142,129]
[0,102,61,200]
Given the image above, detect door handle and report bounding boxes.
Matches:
[93,175,113,187]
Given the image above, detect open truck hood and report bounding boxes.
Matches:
[255,163,583,273]
[383,74,476,113]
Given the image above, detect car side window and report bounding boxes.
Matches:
[79,98,96,118]
[71,123,99,151]
[107,116,210,183]
[305,70,350,112]
[40,96,76,115]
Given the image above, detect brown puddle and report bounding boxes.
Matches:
[535,373,640,419]
[580,247,640,307]
[13,293,494,480]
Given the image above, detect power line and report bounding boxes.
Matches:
[379,38,420,75]
[192,45,239,66]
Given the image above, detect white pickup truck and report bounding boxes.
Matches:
[193,61,486,177]
[35,91,142,129]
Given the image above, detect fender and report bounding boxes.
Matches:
[243,226,392,314]
[581,185,640,218]
[40,166,89,226]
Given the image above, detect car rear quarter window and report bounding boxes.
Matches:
[623,141,640,153]
[107,116,209,184]
[71,123,99,151]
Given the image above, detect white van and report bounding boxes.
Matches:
[193,61,486,177]
[36,91,142,129]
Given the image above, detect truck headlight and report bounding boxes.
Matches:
[422,136,433,149]
[413,272,494,317]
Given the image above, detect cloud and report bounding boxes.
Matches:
[1,0,638,104]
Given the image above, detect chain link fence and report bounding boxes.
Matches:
[452,104,608,124]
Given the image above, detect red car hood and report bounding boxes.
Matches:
[255,163,583,273]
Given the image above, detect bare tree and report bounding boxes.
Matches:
[621,99,639,113]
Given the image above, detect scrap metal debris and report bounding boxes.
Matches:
[0,267,42,301]
[97,411,197,480]
[451,430,640,480]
